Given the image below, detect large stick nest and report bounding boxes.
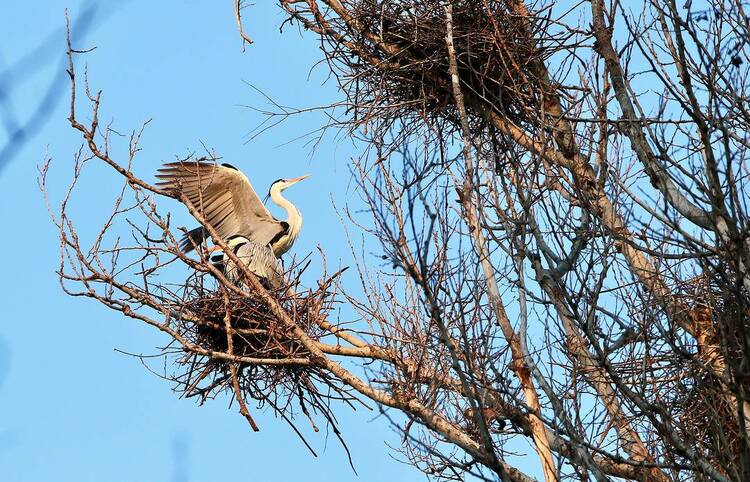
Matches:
[670,272,750,470]
[285,1,553,133]
[182,283,319,361]
[158,270,358,447]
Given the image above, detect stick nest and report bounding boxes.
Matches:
[161,272,357,445]
[671,273,749,469]
[290,1,551,132]
[183,287,319,361]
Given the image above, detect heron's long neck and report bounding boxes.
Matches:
[270,188,302,236]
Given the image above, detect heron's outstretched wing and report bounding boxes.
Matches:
[157,161,284,246]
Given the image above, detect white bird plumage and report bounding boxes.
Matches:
[156,161,309,287]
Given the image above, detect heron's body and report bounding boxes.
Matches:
[156,161,309,287]
[211,236,284,289]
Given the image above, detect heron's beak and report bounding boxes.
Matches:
[203,245,222,255]
[288,173,312,184]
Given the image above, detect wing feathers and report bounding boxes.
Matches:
[158,161,284,247]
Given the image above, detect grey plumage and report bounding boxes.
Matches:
[212,236,284,289]
[157,160,308,289]
[157,161,285,248]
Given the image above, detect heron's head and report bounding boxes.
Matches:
[266,174,311,200]
[226,235,250,251]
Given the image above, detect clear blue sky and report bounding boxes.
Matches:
[0,2,422,481]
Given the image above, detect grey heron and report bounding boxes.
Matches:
[156,161,309,287]
[209,235,285,289]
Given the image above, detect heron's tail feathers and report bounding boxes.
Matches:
[179,226,208,253]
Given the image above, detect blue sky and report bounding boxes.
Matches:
[0,2,423,481]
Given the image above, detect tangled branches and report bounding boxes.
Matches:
[40,145,357,450]
[40,19,366,449]
[49,1,750,481]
